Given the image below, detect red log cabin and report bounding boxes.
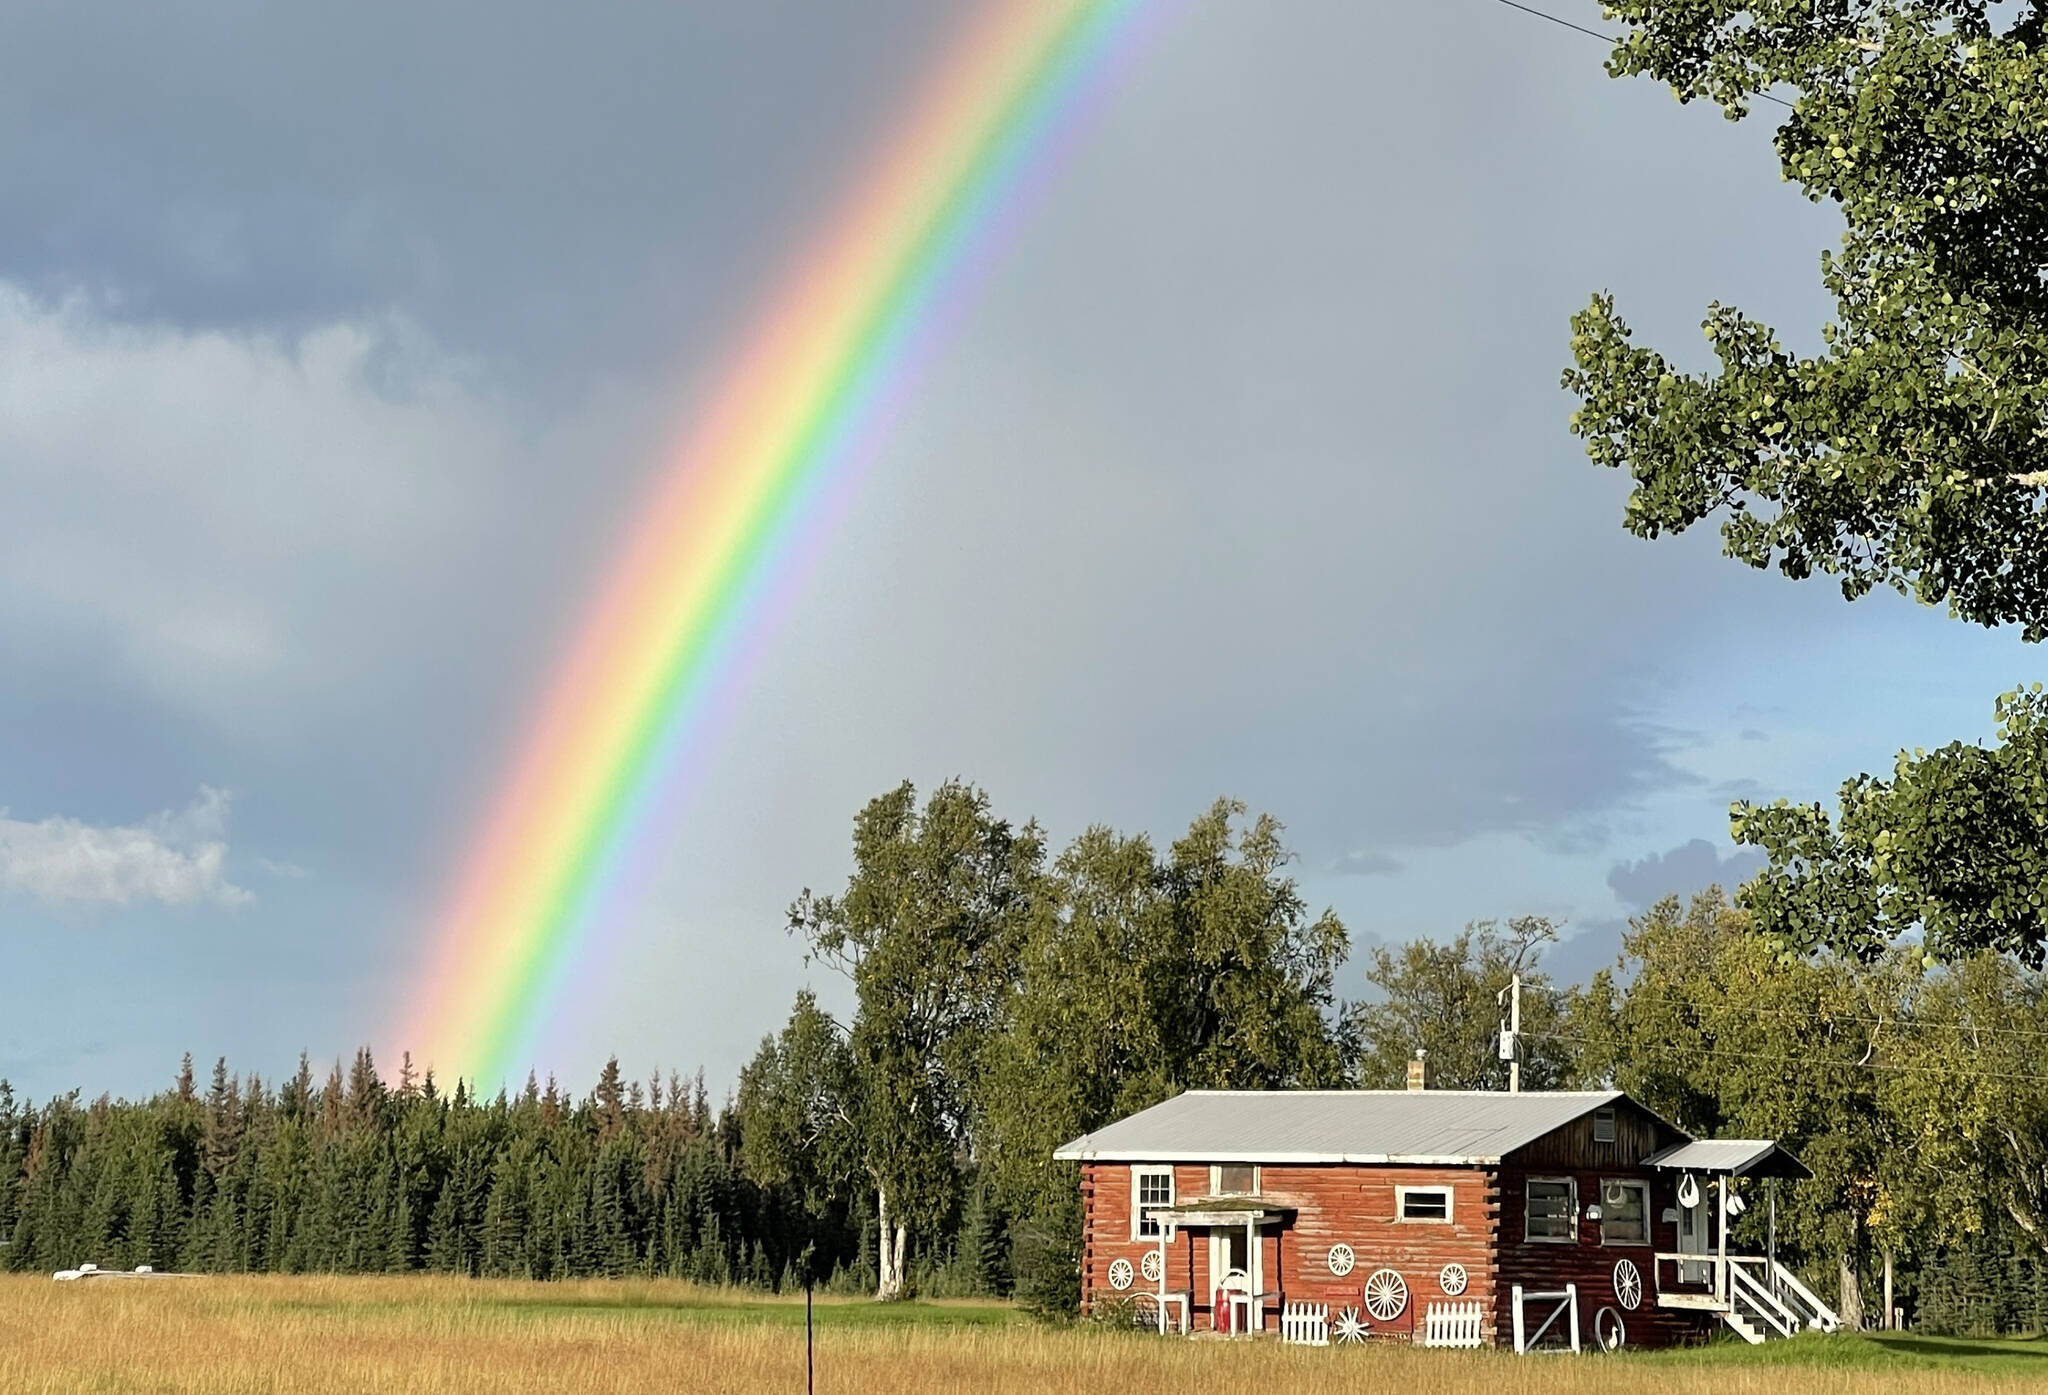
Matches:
[1053,1081,1838,1350]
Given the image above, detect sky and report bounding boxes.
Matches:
[2,0,2038,1102]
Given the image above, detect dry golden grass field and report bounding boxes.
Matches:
[4,1274,2048,1395]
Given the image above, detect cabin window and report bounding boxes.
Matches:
[1132,1166,1175,1239]
[1525,1177,1576,1242]
[1593,1108,1617,1144]
[1213,1164,1258,1196]
[1397,1185,1453,1223]
[1599,1179,1649,1246]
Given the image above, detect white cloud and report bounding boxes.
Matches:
[0,787,252,908]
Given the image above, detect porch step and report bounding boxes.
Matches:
[1721,1309,1766,1346]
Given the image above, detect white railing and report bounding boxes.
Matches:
[1281,1301,1329,1346]
[1422,1300,1486,1348]
[1729,1261,1798,1339]
[1652,1251,1730,1306]
[1768,1262,1842,1332]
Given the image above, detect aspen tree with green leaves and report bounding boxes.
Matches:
[1566,3,2048,965]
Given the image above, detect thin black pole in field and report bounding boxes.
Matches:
[803,1241,816,1395]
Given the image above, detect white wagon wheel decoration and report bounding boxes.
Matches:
[1333,1306,1368,1343]
[1326,1243,1356,1278]
[1438,1262,1469,1297]
[1361,1267,1409,1322]
[1107,1257,1134,1291]
[1140,1250,1164,1284]
[1592,1306,1628,1351]
[1611,1258,1643,1310]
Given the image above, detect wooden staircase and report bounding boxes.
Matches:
[1654,1255,1841,1344]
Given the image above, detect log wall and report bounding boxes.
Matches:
[1082,1154,1723,1348]
[1493,1165,1716,1349]
[1082,1161,1497,1339]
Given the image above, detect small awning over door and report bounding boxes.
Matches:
[1641,1139,1811,1180]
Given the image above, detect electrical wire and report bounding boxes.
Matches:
[1575,979,2048,1044]
[1524,1027,2048,1086]
[1486,0,1798,110]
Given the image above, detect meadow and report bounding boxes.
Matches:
[5,1276,2048,1395]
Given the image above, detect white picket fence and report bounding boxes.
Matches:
[1280,1301,1330,1346]
[1421,1300,1486,1349]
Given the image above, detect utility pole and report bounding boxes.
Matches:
[1498,973,1523,1093]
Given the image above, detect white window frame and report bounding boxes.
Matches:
[1598,1178,1651,1247]
[1592,1108,1618,1144]
[1210,1163,1261,1197]
[1525,1176,1577,1244]
[1132,1166,1175,1240]
[1396,1184,1454,1224]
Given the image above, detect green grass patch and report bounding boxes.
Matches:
[1625,1329,2048,1375]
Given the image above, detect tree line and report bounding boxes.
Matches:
[10,785,2048,1334]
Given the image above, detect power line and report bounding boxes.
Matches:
[1486,0,1797,110]
[1526,1027,2048,1086]
[1491,0,1616,45]
[1581,980,2048,1045]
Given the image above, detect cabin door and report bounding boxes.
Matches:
[1209,1228,1259,1331]
[1676,1176,1709,1285]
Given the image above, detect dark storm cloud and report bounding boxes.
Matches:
[1331,849,1403,877]
[2,0,1971,1098]
[0,0,954,389]
[1606,839,1765,913]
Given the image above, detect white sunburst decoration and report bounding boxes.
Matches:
[1107,1258,1134,1291]
[1140,1250,1164,1283]
[1362,1268,1409,1322]
[1326,1243,1356,1278]
[1333,1307,1368,1343]
[1438,1263,1468,1297]
[1612,1258,1643,1311]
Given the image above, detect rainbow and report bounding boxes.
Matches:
[404,0,1154,1086]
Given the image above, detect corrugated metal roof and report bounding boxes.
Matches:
[1642,1139,1811,1179]
[1052,1089,1631,1165]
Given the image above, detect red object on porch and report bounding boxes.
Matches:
[1212,1288,1232,1333]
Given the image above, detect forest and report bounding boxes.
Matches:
[7,783,2048,1337]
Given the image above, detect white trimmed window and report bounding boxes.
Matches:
[1212,1164,1259,1196]
[1397,1185,1453,1223]
[1599,1179,1650,1246]
[1133,1166,1175,1239]
[1526,1177,1576,1242]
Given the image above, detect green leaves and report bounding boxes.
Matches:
[1567,3,2048,639]
[1735,690,2048,964]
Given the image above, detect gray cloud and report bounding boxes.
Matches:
[0,787,249,908]
[1606,839,1764,913]
[0,1,1961,1097]
[1331,849,1403,877]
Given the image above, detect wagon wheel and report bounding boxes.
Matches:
[1593,1306,1627,1351]
[1362,1268,1408,1322]
[1438,1263,1468,1297]
[1107,1257,1134,1291]
[1332,1307,1368,1343]
[1140,1250,1164,1284]
[1130,1291,1160,1328]
[1326,1243,1356,1278]
[1611,1258,1643,1311]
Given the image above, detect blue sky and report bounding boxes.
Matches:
[1,1,2035,1101]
